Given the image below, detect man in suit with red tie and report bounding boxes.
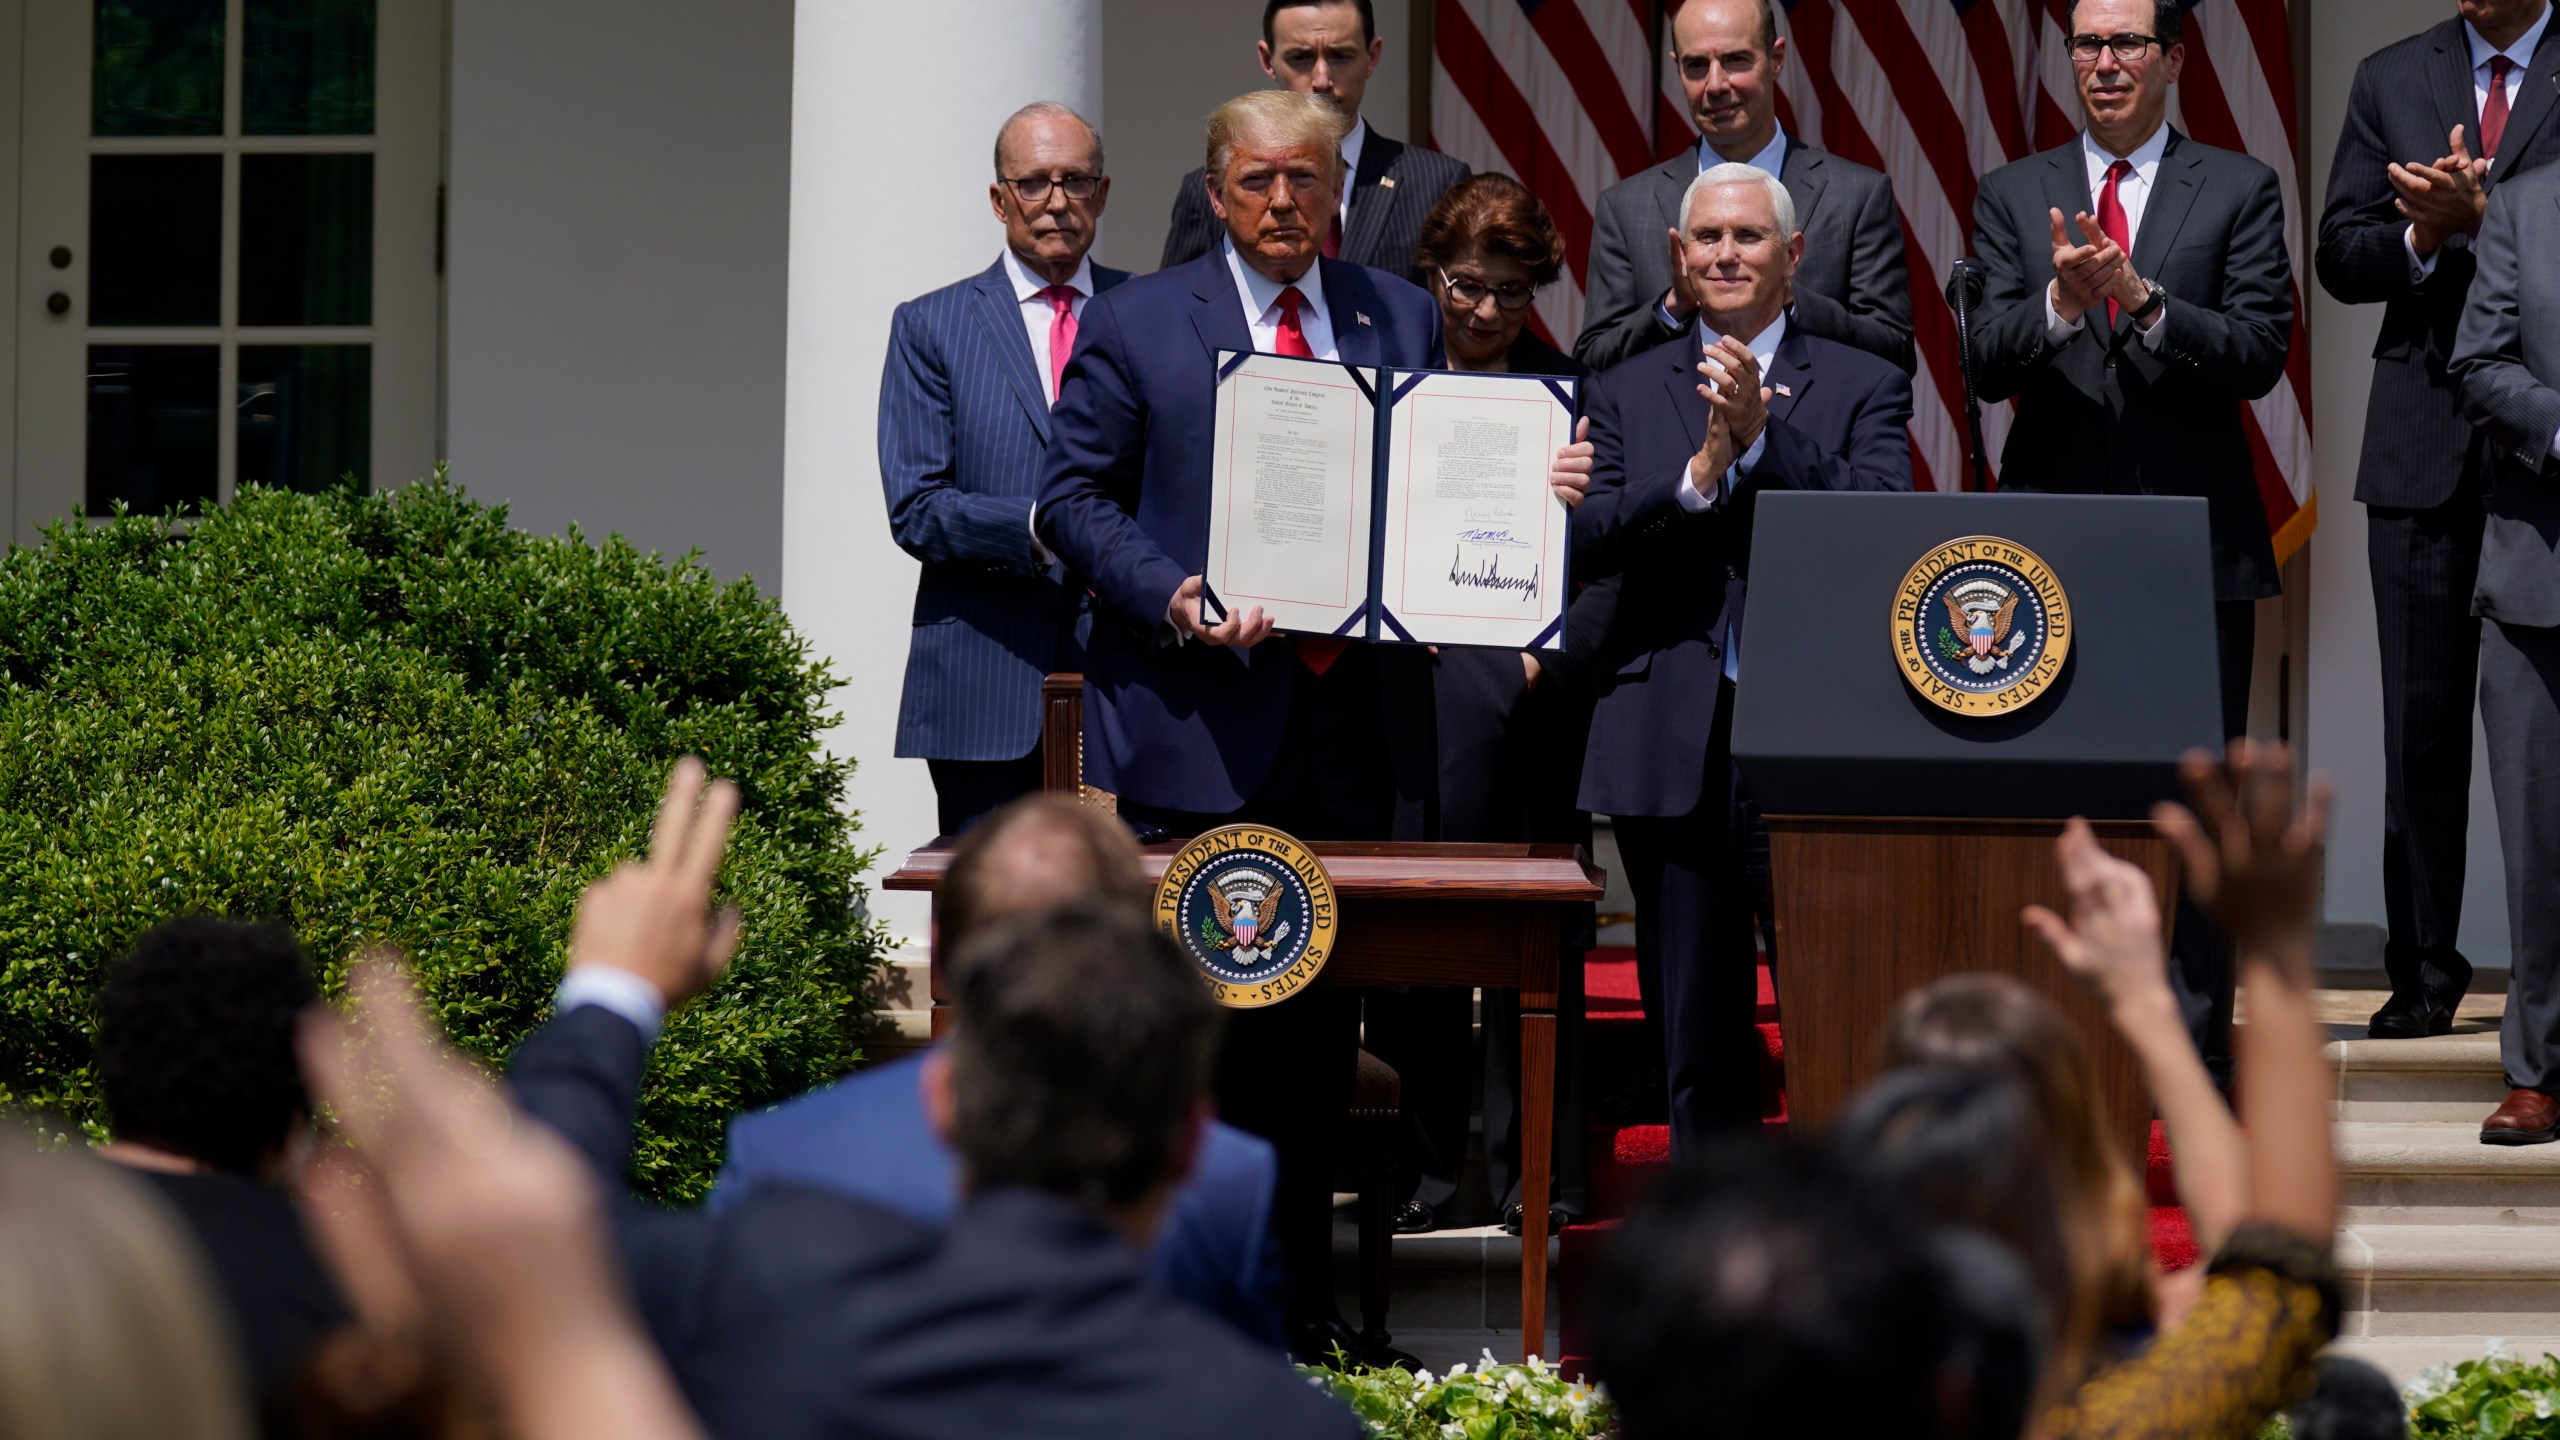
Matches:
[879,103,1127,836]
[1971,0,2295,1084]
[2317,0,2559,1040]
[1038,89,1589,1367]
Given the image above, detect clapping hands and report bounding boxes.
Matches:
[2392,123,2488,255]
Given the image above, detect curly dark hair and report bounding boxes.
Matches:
[96,917,317,1174]
[1413,172,1569,289]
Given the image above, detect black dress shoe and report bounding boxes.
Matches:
[1500,1202,1569,1237]
[1393,1200,1437,1234]
[2368,987,2461,1039]
[1289,1318,1421,1371]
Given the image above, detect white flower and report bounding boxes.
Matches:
[2533,1391,2555,1419]
[1440,1424,1465,1439]
[1412,1370,1434,1387]
[1448,1362,1467,1377]
[2489,1337,2512,1358]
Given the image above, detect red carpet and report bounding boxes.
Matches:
[1560,947,2195,1375]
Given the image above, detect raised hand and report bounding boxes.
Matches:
[2151,740,2333,980]
[568,757,744,1009]
[1663,226,1698,322]
[1549,416,1594,509]
[2391,123,2488,252]
[1173,574,1273,651]
[1700,337,1770,451]
[2023,817,2171,1014]
[2048,207,2126,323]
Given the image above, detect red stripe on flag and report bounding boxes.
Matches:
[1527,0,1657,178]
[2242,407,2300,534]
[1836,0,1990,223]
[2227,0,2301,151]
[1436,0,1599,283]
[1959,1,2035,163]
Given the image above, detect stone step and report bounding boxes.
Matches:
[2340,1224,2560,1340]
[1331,1220,1560,1333]
[2326,1336,2560,1385]
[2331,1032,2509,1123]
[862,952,934,1059]
[2337,1121,2560,1223]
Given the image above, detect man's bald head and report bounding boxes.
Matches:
[939,796,1150,952]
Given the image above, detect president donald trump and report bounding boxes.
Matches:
[1037,88,1592,1367]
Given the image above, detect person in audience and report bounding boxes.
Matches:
[1362,172,1600,1236]
[1157,0,1466,283]
[712,792,1285,1346]
[1558,161,1911,1153]
[300,959,704,1440]
[0,1137,253,1440]
[881,101,1117,836]
[508,760,1361,1439]
[2284,1355,2410,1440]
[93,917,355,1431]
[1590,1137,2043,1440]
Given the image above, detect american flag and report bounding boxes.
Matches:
[1432,0,2314,557]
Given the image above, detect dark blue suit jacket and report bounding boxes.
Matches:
[508,1007,1356,1440]
[1573,322,1913,818]
[710,1051,1284,1346]
[880,259,1129,762]
[1033,249,1443,814]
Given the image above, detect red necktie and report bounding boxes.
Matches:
[2484,55,2515,161]
[1038,284,1077,405]
[2096,159,2132,326]
[1271,286,1347,675]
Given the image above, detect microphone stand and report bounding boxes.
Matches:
[1945,258,1992,492]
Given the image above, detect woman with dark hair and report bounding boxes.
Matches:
[1362,173,1605,1236]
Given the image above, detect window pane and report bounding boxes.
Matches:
[239,345,371,492]
[93,0,223,137]
[89,346,220,515]
[239,154,374,326]
[90,155,222,325]
[244,0,377,135]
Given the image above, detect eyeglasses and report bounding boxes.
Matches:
[1002,173,1103,203]
[1437,268,1538,311]
[2066,32,2161,63]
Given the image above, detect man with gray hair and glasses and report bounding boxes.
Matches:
[878,101,1127,838]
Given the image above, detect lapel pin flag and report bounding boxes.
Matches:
[1379,176,1397,189]
[1773,382,1793,397]
[1356,312,1372,326]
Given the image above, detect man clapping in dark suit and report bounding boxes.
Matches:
[2317,0,2558,1039]
[1158,0,1467,287]
[879,103,1125,836]
[1564,163,1913,1150]
[1972,0,2294,1082]
[1576,0,1913,374]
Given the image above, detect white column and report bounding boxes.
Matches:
[783,0,1104,945]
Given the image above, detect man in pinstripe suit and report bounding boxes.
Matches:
[880,103,1129,835]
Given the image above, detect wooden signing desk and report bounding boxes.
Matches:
[885,838,1604,1359]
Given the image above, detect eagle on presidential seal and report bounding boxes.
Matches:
[1197,866,1294,965]
[1938,578,2026,675]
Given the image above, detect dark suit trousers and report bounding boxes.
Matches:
[2485,621,2560,1094]
[1118,648,1397,1324]
[927,751,1045,837]
[2163,599,2260,1085]
[2369,501,2486,998]
[1611,687,1761,1155]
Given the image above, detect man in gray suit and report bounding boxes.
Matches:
[1574,0,1913,374]
[1158,0,1467,287]
[2450,159,2560,1145]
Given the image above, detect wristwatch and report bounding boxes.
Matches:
[2128,279,2168,324]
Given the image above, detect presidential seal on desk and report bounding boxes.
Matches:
[1890,536,2072,716]
[1155,825,1338,1008]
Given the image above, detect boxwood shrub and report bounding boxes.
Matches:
[0,476,886,1202]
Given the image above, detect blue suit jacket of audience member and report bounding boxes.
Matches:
[1033,248,1443,814]
[712,1050,1285,1347]
[509,1008,1357,1440]
[1571,321,1914,820]
[879,258,1130,764]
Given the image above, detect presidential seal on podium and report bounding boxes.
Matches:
[1155,825,1338,1008]
[1890,536,2073,716]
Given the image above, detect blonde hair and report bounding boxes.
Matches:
[0,1136,252,1440]
[1204,89,1350,186]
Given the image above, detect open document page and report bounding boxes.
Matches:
[1203,351,1376,639]
[1377,369,1574,651]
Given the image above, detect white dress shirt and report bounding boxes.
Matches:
[2044,124,2173,348]
[1339,115,1368,236]
[558,965,667,1041]
[1674,310,1785,513]
[1000,248,1096,405]
[1224,237,1340,359]
[2406,6,2553,279]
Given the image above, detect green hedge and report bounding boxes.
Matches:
[0,476,886,1202]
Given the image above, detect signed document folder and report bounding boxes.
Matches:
[1203,350,1574,651]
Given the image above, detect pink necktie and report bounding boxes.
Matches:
[2096,159,2131,326]
[1039,285,1077,405]
[2484,55,2515,161]
[1272,287,1346,675]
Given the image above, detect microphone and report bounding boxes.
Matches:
[1945,256,1985,311]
